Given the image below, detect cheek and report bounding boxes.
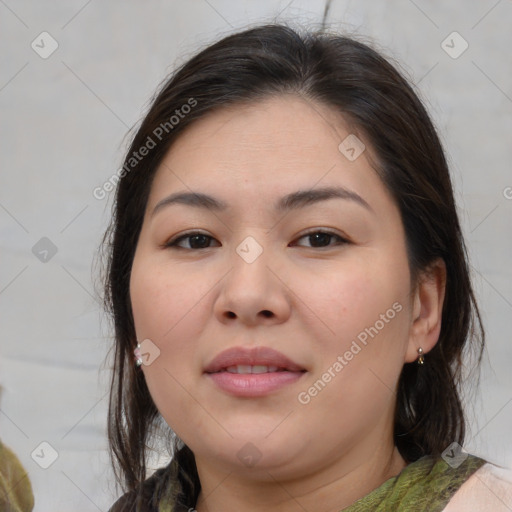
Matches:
[296,258,408,349]
[293,256,410,403]
[130,257,209,343]
[130,260,206,408]
[130,261,209,437]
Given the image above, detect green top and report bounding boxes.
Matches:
[110,453,486,511]
[341,454,485,511]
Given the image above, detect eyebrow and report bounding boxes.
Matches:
[151,186,374,217]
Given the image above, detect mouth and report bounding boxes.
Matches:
[218,365,289,374]
[204,346,307,397]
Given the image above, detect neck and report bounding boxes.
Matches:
[194,442,406,512]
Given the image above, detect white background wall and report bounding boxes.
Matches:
[1,1,511,510]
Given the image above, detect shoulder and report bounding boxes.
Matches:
[442,460,512,511]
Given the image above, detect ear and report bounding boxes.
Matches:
[405,258,447,363]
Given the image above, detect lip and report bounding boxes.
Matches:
[204,346,306,397]
[204,346,304,373]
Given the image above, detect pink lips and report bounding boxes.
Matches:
[204,346,306,397]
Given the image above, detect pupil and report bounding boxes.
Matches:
[310,233,331,247]
[190,235,209,249]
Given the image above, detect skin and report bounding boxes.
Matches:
[129,95,446,512]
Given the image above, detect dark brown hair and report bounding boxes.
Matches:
[100,23,485,504]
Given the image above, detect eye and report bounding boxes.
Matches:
[163,229,349,250]
[164,231,219,250]
[292,230,349,248]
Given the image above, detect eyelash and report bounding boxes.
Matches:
[163,229,350,250]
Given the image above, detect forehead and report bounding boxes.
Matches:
[147,95,392,214]
[159,95,355,170]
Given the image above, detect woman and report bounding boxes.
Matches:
[102,24,512,511]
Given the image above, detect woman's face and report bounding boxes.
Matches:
[130,95,421,479]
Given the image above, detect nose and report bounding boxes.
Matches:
[213,239,292,327]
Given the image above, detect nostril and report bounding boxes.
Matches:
[261,310,273,318]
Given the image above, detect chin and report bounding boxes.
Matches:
[187,427,306,476]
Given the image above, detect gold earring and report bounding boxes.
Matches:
[417,347,425,365]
